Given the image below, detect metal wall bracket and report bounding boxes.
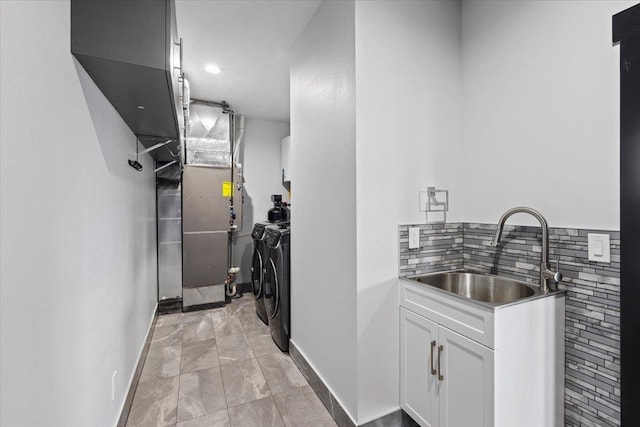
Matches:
[419,187,449,223]
[139,139,173,155]
[154,160,177,173]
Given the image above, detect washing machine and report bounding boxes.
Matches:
[263,223,290,351]
[250,222,271,325]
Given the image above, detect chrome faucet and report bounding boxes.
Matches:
[491,207,562,293]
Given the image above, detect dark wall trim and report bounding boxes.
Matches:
[182,300,225,313]
[288,342,356,427]
[613,3,640,426]
[158,297,182,314]
[117,307,158,427]
[289,342,419,427]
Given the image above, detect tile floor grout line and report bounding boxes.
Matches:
[133,294,332,427]
[217,337,232,414]
[232,295,286,424]
[248,324,289,426]
[248,316,302,427]
[223,302,238,426]
[228,295,260,426]
[217,297,253,421]
[185,309,227,425]
[175,323,183,426]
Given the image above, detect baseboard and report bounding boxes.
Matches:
[359,409,420,427]
[358,408,402,426]
[182,300,225,312]
[158,297,182,314]
[116,304,158,427]
[289,340,357,427]
[183,284,225,308]
[289,340,419,427]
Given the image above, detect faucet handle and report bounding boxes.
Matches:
[553,271,563,283]
[543,258,562,291]
[553,258,562,283]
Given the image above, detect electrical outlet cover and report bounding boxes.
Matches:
[409,227,420,249]
[588,233,611,263]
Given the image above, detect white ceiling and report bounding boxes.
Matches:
[175,0,321,123]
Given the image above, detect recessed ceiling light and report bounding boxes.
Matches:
[205,64,222,74]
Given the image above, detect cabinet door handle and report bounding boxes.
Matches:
[430,341,437,375]
[437,345,444,381]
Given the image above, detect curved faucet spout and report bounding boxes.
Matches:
[492,207,560,293]
[493,207,548,249]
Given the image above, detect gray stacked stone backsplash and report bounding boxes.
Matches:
[398,223,464,277]
[398,222,621,427]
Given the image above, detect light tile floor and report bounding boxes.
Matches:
[126,293,337,427]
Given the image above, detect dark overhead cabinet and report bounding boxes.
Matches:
[71,0,183,161]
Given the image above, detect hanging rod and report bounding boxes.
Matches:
[139,139,173,155]
[154,161,177,173]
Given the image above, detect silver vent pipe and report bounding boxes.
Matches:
[233,115,245,160]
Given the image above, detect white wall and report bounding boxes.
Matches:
[290,0,358,420]
[292,1,631,424]
[355,1,463,422]
[234,118,290,284]
[0,2,158,426]
[461,0,635,230]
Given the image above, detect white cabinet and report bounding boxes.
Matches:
[400,308,494,427]
[437,324,494,427]
[400,309,438,427]
[399,278,565,427]
[281,136,291,183]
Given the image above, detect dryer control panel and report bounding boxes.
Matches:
[252,223,266,240]
[265,228,281,248]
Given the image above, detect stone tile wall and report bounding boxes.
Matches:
[398,223,464,278]
[399,222,621,426]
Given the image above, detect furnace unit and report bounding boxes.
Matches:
[181,100,243,309]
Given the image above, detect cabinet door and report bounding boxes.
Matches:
[400,308,439,427]
[438,327,494,427]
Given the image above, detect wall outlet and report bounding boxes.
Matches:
[409,227,420,249]
[588,233,610,263]
[111,370,118,401]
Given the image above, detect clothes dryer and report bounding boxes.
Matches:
[263,224,290,351]
[250,222,271,325]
